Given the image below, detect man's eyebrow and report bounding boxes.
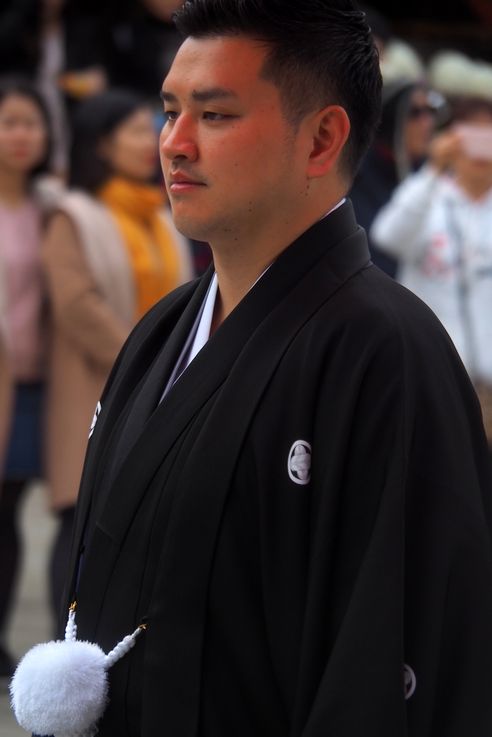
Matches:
[160,87,238,104]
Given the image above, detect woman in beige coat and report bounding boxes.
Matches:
[42,89,193,618]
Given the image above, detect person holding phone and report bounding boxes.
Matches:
[371,96,492,447]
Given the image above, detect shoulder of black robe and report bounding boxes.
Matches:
[64,200,492,737]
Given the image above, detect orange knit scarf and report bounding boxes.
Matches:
[98,177,180,319]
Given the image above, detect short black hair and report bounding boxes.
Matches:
[357,4,392,47]
[173,0,382,179]
[0,76,53,178]
[69,88,149,193]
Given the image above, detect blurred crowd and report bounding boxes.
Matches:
[0,0,206,680]
[0,0,492,682]
[351,5,492,454]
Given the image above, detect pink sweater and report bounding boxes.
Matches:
[0,198,45,381]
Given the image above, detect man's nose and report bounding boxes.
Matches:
[160,116,198,162]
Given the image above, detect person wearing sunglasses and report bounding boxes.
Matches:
[350,79,440,277]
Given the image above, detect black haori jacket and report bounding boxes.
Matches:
[63,200,492,737]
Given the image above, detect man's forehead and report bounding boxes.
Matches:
[163,35,269,96]
[160,87,239,105]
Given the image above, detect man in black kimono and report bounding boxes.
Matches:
[61,1,492,735]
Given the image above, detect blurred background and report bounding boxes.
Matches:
[373,0,492,59]
[1,0,492,733]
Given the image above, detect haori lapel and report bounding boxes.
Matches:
[98,270,217,489]
[65,276,209,607]
[87,273,213,480]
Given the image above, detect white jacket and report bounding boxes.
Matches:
[371,165,492,382]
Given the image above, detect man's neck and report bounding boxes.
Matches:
[210,229,296,324]
[211,256,273,329]
[209,196,344,326]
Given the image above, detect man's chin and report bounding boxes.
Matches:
[171,212,211,243]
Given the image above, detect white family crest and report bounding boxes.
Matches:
[288,440,312,485]
[403,664,416,700]
[88,401,102,439]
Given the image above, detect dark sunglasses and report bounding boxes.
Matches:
[408,105,437,119]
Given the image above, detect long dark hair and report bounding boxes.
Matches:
[0,76,53,178]
[68,89,148,193]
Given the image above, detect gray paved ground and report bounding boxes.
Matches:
[0,482,56,736]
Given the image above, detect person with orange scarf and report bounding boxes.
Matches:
[42,89,193,624]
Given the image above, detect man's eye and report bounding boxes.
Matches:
[203,112,230,121]
[163,110,178,122]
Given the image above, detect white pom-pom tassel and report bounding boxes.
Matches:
[9,603,146,737]
[105,627,143,669]
[10,639,108,737]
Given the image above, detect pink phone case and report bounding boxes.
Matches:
[455,124,492,162]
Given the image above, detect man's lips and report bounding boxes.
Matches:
[168,171,206,191]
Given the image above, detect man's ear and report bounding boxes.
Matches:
[306,105,350,179]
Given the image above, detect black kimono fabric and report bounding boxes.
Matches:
[64,200,492,737]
